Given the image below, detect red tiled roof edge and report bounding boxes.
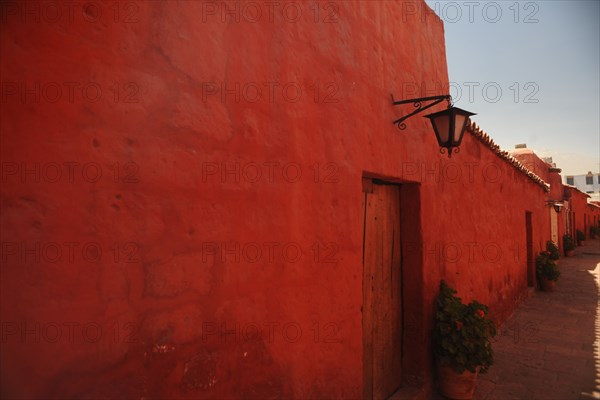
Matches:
[465,120,550,192]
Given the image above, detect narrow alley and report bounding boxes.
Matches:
[475,239,600,400]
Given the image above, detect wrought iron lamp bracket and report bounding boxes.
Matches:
[546,200,564,213]
[391,94,452,130]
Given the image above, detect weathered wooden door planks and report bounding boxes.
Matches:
[362,181,403,399]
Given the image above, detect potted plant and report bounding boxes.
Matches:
[545,240,560,261]
[576,229,586,246]
[536,251,560,291]
[563,234,575,256]
[434,281,496,399]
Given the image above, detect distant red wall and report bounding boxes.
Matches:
[512,150,566,249]
[513,151,562,201]
[514,151,600,249]
[420,132,549,327]
[569,189,592,240]
[591,205,600,233]
[0,1,552,398]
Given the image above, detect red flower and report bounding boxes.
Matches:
[455,321,463,330]
[476,310,485,318]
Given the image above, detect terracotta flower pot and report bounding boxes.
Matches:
[540,277,556,292]
[437,362,479,399]
[565,250,575,257]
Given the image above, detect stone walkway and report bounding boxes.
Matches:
[473,239,600,400]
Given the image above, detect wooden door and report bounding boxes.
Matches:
[550,208,558,245]
[526,212,534,287]
[362,180,402,399]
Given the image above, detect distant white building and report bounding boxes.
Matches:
[563,171,600,202]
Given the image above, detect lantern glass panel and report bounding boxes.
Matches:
[453,113,467,145]
[433,114,450,144]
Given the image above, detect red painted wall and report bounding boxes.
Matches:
[512,151,600,249]
[419,131,550,328]
[0,1,552,398]
[568,188,592,240]
[591,204,600,234]
[512,150,566,250]
[512,150,562,201]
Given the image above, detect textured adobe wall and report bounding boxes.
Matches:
[1,1,550,398]
[419,130,550,327]
[512,150,566,249]
[590,205,600,234]
[0,1,449,398]
[512,150,563,201]
[569,189,591,239]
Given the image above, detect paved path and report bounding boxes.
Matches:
[474,239,600,400]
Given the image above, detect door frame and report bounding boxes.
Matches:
[361,176,424,398]
[525,211,534,287]
[362,179,403,399]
